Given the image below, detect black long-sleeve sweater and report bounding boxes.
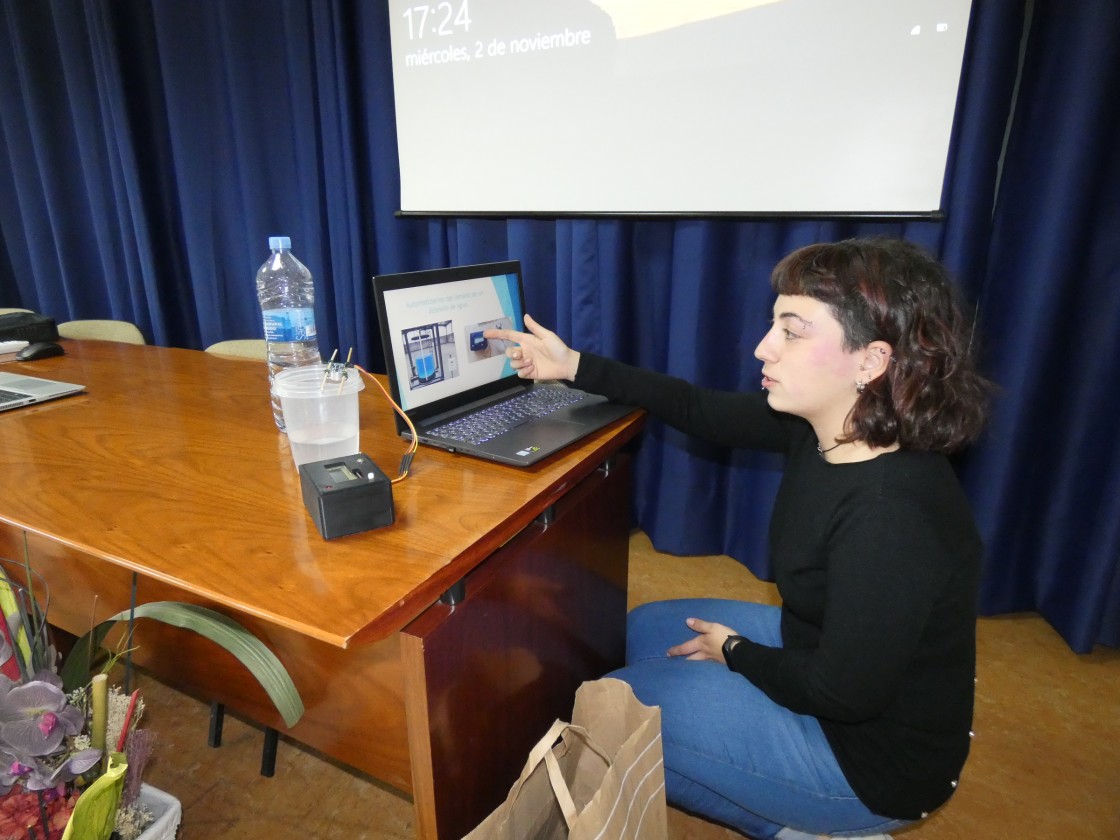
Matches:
[574,352,981,820]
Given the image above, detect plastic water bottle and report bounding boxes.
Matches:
[255,236,321,431]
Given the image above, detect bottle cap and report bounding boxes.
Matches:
[269,236,291,251]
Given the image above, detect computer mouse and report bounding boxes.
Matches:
[16,341,65,361]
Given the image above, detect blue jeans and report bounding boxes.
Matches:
[608,599,909,839]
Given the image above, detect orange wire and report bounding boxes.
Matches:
[354,364,417,483]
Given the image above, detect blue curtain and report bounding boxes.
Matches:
[959,1,1120,651]
[1,0,1116,652]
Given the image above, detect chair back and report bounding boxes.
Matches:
[58,319,146,344]
[205,339,268,361]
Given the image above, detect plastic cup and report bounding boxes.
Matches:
[273,364,365,467]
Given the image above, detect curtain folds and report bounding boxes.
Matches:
[960,1,1120,650]
[1,0,1117,652]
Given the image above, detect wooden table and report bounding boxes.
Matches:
[0,340,643,839]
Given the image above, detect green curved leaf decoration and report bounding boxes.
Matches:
[61,602,304,728]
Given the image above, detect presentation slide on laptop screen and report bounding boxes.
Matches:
[382,272,523,411]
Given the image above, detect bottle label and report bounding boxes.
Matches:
[262,308,317,342]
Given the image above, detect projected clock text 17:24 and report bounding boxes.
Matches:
[400,1,471,40]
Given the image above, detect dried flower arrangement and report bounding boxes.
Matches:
[0,559,303,840]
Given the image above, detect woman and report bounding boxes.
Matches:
[486,238,990,839]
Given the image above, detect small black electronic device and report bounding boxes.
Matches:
[16,341,65,361]
[0,312,59,344]
[298,453,394,540]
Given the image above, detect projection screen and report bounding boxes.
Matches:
[388,0,974,217]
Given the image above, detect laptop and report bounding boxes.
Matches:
[0,372,85,412]
[372,260,634,466]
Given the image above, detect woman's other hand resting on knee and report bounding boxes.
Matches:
[668,617,741,665]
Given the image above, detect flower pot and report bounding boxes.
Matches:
[135,784,181,840]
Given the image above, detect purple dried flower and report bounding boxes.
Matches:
[121,728,156,806]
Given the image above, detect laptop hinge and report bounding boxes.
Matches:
[415,382,532,430]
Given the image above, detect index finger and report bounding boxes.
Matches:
[482,326,526,343]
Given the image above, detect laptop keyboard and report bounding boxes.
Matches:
[429,387,588,445]
[0,389,29,405]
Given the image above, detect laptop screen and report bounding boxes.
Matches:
[373,260,525,419]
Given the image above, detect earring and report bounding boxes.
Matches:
[856,379,867,394]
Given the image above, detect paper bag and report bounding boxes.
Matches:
[464,677,667,840]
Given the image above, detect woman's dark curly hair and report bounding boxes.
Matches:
[770,237,991,453]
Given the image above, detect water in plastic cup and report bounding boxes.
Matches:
[273,364,365,467]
